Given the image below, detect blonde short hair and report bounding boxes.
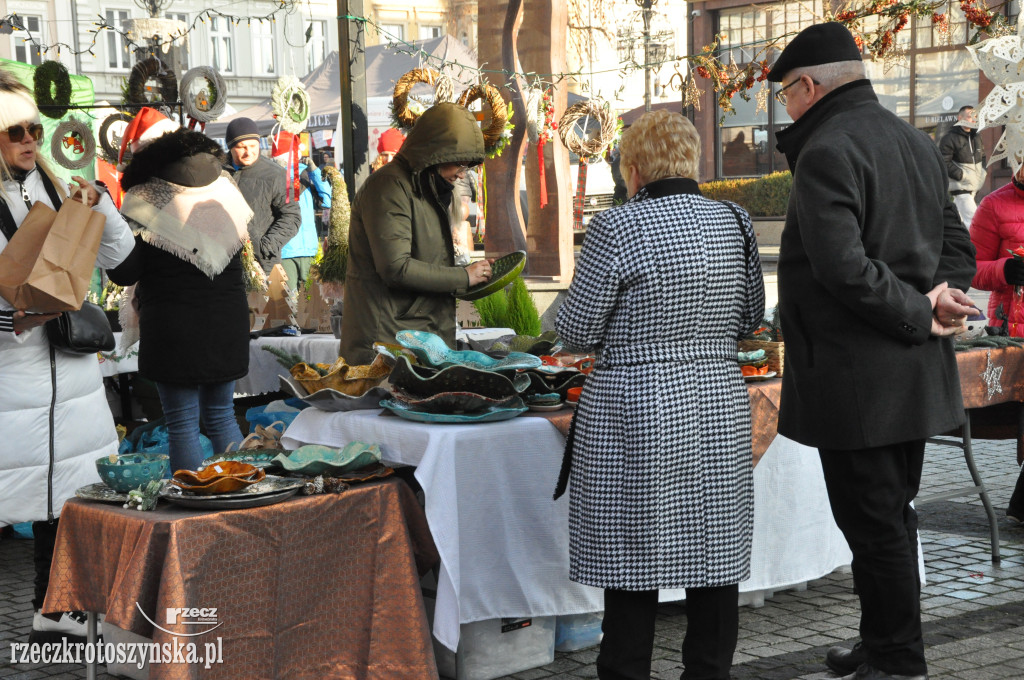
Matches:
[618,110,701,184]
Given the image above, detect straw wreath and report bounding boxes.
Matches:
[457,84,509,150]
[50,118,96,170]
[558,100,616,158]
[179,66,228,124]
[392,68,440,128]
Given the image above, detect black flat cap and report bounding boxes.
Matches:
[225,117,261,147]
[767,22,861,83]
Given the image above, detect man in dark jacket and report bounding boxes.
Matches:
[939,105,986,227]
[769,22,978,680]
[223,118,301,273]
[340,103,494,364]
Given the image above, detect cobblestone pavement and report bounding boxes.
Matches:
[2,437,1023,679]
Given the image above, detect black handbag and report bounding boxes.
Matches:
[45,301,116,354]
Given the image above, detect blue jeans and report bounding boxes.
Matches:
[155,381,244,472]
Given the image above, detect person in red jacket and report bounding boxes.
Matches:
[969,167,1024,522]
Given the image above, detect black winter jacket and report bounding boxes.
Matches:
[939,126,986,194]
[227,156,302,272]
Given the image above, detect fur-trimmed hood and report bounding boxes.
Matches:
[120,129,226,191]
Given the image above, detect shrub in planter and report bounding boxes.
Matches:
[700,171,791,217]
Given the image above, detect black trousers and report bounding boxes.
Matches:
[819,440,927,677]
[596,584,739,680]
[1009,463,1024,516]
[32,519,60,611]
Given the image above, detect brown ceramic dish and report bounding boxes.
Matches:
[172,462,266,495]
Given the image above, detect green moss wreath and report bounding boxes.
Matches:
[34,60,73,120]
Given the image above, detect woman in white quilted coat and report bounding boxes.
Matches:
[555,110,765,680]
[0,70,134,641]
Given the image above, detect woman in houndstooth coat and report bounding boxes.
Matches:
[555,110,765,680]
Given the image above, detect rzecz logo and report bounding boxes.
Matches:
[136,604,223,637]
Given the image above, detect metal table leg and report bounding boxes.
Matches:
[86,612,97,680]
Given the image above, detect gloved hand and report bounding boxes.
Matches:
[1005,257,1024,286]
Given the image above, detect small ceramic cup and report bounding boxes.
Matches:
[566,387,583,403]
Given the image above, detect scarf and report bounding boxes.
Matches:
[120,173,253,278]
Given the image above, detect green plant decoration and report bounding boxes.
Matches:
[470,275,541,336]
[700,171,792,217]
[309,165,351,298]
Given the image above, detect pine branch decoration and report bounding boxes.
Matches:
[310,166,351,288]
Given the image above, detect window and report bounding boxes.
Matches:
[12,15,43,66]
[419,25,442,40]
[305,20,327,72]
[380,23,404,41]
[106,9,132,70]
[252,20,275,75]
[164,12,189,72]
[209,15,234,74]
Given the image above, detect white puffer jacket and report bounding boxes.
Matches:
[0,167,135,525]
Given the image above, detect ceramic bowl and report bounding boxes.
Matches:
[455,250,527,301]
[271,442,382,476]
[390,386,521,414]
[291,355,391,397]
[95,453,170,493]
[388,354,523,400]
[172,461,266,495]
[521,369,587,401]
[396,329,541,371]
[380,397,527,423]
[566,387,583,403]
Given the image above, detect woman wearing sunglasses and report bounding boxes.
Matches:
[0,69,134,644]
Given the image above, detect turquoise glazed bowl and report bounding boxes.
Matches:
[96,453,170,493]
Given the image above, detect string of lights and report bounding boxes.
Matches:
[0,0,1014,111]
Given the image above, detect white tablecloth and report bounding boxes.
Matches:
[236,335,341,396]
[282,408,853,652]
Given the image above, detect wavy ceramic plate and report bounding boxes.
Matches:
[379,397,527,423]
[521,370,587,400]
[389,354,525,399]
[527,402,565,412]
[201,450,286,469]
[279,375,391,412]
[743,371,777,382]
[76,482,139,504]
[271,442,382,476]
[390,386,522,413]
[455,251,527,301]
[396,329,541,371]
[160,476,305,510]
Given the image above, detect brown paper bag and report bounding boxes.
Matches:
[0,198,106,313]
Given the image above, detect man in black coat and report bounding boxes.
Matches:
[769,22,978,680]
[223,118,301,273]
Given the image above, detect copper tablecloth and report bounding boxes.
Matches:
[43,479,440,680]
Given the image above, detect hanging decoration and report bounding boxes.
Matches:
[434,72,456,105]
[271,76,310,135]
[525,86,557,209]
[969,12,1024,176]
[179,66,227,132]
[50,118,96,170]
[126,56,178,106]
[392,68,439,130]
[559,100,615,230]
[457,84,513,158]
[98,111,133,164]
[33,60,73,119]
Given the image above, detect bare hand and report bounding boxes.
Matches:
[12,310,60,333]
[68,176,99,207]
[928,283,979,337]
[466,257,496,287]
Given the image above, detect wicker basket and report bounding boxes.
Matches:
[738,340,784,376]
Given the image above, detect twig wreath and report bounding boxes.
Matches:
[457,84,511,157]
[392,68,440,129]
[558,100,615,159]
[98,111,134,164]
[50,118,96,170]
[33,60,73,119]
[271,76,310,134]
[126,56,178,106]
[179,66,227,128]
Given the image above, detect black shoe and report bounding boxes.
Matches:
[840,664,928,680]
[826,642,867,676]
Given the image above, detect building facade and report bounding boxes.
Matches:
[689,0,1009,193]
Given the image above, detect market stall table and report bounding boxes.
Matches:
[42,479,439,679]
[281,395,852,653]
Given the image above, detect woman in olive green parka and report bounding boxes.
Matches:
[340,103,493,364]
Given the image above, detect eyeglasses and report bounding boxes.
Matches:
[3,123,44,144]
[774,77,819,106]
